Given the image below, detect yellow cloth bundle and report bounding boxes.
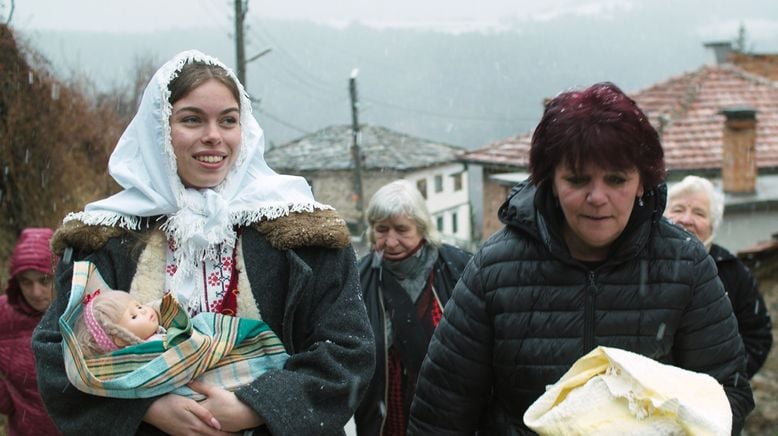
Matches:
[523,346,731,435]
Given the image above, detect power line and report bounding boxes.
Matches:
[243,16,534,126]
[197,0,231,33]
[255,107,311,135]
[246,16,508,104]
[360,95,528,123]
[246,20,345,99]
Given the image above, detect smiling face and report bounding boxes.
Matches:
[372,214,423,261]
[116,297,159,342]
[665,190,712,243]
[553,160,644,261]
[170,78,241,189]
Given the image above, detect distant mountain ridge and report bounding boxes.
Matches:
[19,1,778,149]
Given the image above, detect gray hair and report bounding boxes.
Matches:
[667,175,725,235]
[366,180,441,246]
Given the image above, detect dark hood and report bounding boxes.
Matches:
[3,278,43,317]
[498,178,668,263]
[709,243,737,264]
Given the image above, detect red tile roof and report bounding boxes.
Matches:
[463,63,778,171]
[731,52,778,81]
[461,132,532,168]
[636,65,778,170]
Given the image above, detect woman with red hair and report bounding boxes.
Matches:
[408,82,754,434]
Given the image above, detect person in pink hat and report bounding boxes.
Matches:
[1,227,60,435]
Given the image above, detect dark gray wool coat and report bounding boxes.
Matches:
[33,210,375,436]
[408,181,754,435]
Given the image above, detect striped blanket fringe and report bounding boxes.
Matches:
[61,261,289,399]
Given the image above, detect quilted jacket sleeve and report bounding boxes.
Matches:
[673,252,754,435]
[408,250,492,435]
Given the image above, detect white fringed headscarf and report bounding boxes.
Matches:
[65,50,330,281]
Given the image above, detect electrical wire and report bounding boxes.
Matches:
[197,0,232,32]
[244,16,531,125]
[255,107,312,134]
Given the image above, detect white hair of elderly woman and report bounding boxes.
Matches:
[365,180,441,246]
[667,175,725,236]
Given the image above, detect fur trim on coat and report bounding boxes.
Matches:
[51,209,351,256]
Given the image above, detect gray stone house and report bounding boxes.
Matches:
[265,124,471,248]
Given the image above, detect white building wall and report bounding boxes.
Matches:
[405,163,472,248]
[716,208,778,253]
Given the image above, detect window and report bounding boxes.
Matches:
[452,212,458,234]
[436,216,444,232]
[452,172,463,191]
[434,174,444,193]
[417,179,428,199]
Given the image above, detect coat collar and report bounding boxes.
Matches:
[498,179,668,264]
[51,209,352,257]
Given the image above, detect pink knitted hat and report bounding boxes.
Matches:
[9,227,55,278]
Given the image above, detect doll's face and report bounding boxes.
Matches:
[116,298,159,342]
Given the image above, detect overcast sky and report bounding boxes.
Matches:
[8,0,778,151]
[13,0,642,31]
[9,0,778,41]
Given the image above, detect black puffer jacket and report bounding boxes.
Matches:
[408,181,754,435]
[710,243,773,378]
[355,243,472,435]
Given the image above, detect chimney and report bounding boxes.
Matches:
[720,107,758,194]
[704,41,733,65]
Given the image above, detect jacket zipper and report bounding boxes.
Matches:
[585,271,596,352]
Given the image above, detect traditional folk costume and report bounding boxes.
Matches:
[33,50,374,436]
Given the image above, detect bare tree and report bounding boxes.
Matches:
[0,24,120,241]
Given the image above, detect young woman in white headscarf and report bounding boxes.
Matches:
[32,50,374,436]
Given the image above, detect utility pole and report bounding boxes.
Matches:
[234,0,247,86]
[349,69,366,237]
[233,0,272,93]
[1,0,15,24]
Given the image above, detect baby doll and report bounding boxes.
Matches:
[62,261,289,400]
[74,289,166,357]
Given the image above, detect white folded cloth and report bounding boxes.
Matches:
[523,346,731,435]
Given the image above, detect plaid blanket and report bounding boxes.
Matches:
[61,261,289,399]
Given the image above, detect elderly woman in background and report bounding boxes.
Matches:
[666,175,773,379]
[408,82,754,434]
[355,180,471,436]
